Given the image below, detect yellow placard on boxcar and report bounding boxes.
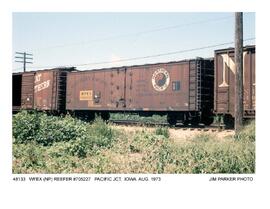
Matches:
[80,90,93,100]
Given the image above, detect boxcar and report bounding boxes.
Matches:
[13,71,35,112]
[214,45,256,125]
[12,67,75,113]
[66,58,214,125]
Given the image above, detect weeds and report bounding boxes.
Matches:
[12,112,255,174]
[110,113,167,123]
[234,120,255,142]
[155,127,170,138]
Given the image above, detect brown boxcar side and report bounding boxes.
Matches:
[125,60,213,111]
[34,70,55,110]
[125,62,191,111]
[12,67,74,113]
[21,72,35,110]
[33,68,74,112]
[214,45,255,118]
[12,71,35,111]
[66,59,214,115]
[67,68,123,111]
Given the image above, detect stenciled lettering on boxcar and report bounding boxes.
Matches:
[34,74,51,93]
[79,90,93,101]
[152,68,170,91]
[219,51,249,87]
[35,74,41,83]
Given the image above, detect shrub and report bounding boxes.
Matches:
[72,117,116,156]
[12,111,40,143]
[13,142,45,172]
[35,114,87,146]
[13,112,89,145]
[89,117,114,146]
[13,112,116,158]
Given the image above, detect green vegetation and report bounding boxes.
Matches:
[12,111,255,174]
[155,126,170,138]
[235,120,256,142]
[110,113,167,123]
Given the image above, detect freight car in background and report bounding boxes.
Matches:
[12,67,75,113]
[214,45,255,126]
[66,58,214,125]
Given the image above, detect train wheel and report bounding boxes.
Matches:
[167,115,177,126]
[183,119,189,126]
[201,116,214,126]
[190,118,199,126]
[101,112,110,121]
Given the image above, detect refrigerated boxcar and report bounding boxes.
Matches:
[214,45,256,125]
[12,67,75,113]
[66,58,214,125]
[33,67,75,112]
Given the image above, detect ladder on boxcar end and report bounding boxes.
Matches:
[51,71,57,111]
[188,62,196,110]
[188,60,202,111]
[196,60,202,110]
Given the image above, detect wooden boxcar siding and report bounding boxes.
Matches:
[67,68,123,110]
[214,46,256,117]
[66,59,214,112]
[125,62,190,111]
[34,70,55,110]
[21,72,35,109]
[34,69,71,111]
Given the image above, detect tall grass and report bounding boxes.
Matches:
[12,112,255,174]
[235,120,255,142]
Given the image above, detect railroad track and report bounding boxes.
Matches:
[109,119,231,132]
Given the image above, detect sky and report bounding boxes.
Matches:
[12,12,255,71]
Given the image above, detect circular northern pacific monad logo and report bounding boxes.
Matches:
[152,68,170,91]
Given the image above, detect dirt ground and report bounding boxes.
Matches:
[111,125,235,143]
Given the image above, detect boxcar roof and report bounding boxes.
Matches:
[12,67,76,75]
[68,57,214,74]
[214,45,255,54]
